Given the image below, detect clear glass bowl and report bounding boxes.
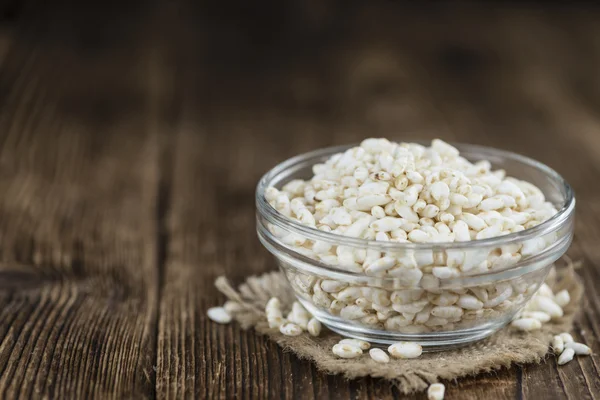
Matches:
[255,143,575,350]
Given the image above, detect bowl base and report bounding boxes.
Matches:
[323,322,502,351]
[298,298,510,351]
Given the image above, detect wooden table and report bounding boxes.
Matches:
[0,2,599,399]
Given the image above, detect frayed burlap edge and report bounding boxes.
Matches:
[214,260,583,394]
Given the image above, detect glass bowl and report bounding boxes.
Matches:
[255,143,575,350]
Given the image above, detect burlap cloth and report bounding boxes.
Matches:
[215,260,583,394]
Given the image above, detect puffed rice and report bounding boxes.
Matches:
[369,348,390,363]
[427,383,445,400]
[537,283,554,298]
[279,322,303,336]
[266,297,285,329]
[207,307,232,324]
[565,342,592,355]
[511,318,542,331]
[552,335,564,353]
[332,343,363,358]
[559,332,574,344]
[307,318,322,336]
[526,296,563,318]
[554,290,570,307]
[551,331,592,367]
[521,311,551,323]
[388,342,423,359]
[339,338,371,350]
[289,302,311,329]
[558,347,575,365]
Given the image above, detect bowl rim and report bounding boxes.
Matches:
[256,141,575,251]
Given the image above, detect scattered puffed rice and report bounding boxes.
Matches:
[554,290,570,307]
[552,335,564,354]
[521,311,551,323]
[511,318,542,331]
[339,338,370,350]
[289,301,310,329]
[279,322,303,336]
[307,318,322,336]
[332,343,363,358]
[369,348,390,363]
[207,307,232,324]
[513,286,569,332]
[388,342,423,359]
[553,331,591,366]
[266,297,285,329]
[527,297,563,319]
[266,297,281,313]
[565,342,592,355]
[537,283,554,298]
[428,383,445,400]
[559,332,574,344]
[558,347,575,365]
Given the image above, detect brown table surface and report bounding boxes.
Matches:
[1,1,599,399]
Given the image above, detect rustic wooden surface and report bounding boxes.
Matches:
[0,1,599,399]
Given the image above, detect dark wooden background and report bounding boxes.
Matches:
[0,1,599,399]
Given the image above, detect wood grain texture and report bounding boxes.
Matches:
[1,1,600,399]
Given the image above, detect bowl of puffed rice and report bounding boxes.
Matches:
[255,139,575,350]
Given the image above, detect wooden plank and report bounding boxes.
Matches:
[0,11,160,399]
[1,1,600,399]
